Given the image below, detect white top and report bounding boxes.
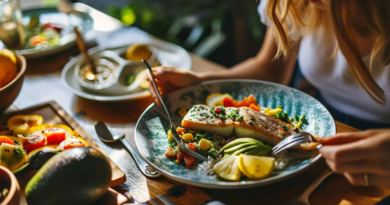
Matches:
[258,0,390,123]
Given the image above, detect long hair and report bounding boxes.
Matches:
[266,0,387,104]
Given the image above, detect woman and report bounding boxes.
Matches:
[148,0,390,188]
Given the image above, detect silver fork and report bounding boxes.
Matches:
[271,132,318,156]
[142,60,207,161]
[284,168,333,205]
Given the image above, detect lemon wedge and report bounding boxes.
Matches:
[238,154,275,179]
[125,44,152,62]
[213,156,241,181]
[0,48,17,88]
[205,93,233,107]
[135,69,149,89]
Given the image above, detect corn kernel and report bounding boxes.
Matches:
[167,130,174,141]
[198,139,211,151]
[181,133,194,142]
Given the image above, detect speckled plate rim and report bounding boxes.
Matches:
[134,79,337,189]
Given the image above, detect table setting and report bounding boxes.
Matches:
[0,0,389,205]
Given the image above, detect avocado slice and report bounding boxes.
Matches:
[25,147,112,205]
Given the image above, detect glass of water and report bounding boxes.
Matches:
[0,0,25,50]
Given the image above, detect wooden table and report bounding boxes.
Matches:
[7,3,390,205]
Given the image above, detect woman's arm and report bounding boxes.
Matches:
[200,29,299,85]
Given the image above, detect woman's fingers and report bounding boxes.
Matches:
[343,173,390,188]
[319,138,378,163]
[325,159,390,175]
[319,131,369,145]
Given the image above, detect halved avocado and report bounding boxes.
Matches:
[25,147,112,205]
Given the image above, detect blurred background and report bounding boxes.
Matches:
[70,0,266,67]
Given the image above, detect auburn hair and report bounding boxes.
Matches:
[266,0,388,104]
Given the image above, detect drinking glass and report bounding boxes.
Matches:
[0,0,25,50]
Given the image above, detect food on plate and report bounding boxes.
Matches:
[7,115,44,135]
[0,114,90,172]
[0,49,17,88]
[238,154,275,179]
[125,44,153,62]
[25,14,62,50]
[135,69,150,89]
[164,94,319,181]
[25,147,111,205]
[212,155,241,181]
[0,143,27,170]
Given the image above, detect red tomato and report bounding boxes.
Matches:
[42,23,62,33]
[44,128,66,144]
[176,127,186,135]
[176,152,183,162]
[215,107,221,114]
[249,103,260,111]
[222,97,234,107]
[23,135,46,152]
[182,151,195,169]
[0,136,14,146]
[187,143,197,152]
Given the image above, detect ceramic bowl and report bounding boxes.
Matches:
[0,166,20,205]
[0,55,26,113]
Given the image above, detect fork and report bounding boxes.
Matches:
[270,132,318,156]
[284,168,333,205]
[142,60,208,161]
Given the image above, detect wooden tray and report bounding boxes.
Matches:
[0,101,128,205]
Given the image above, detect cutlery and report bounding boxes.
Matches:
[57,0,98,77]
[285,169,333,205]
[142,59,207,161]
[95,121,161,178]
[271,132,318,156]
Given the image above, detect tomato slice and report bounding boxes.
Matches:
[188,143,197,152]
[176,152,183,163]
[23,135,46,152]
[44,128,66,144]
[0,136,14,145]
[176,127,186,135]
[182,151,195,169]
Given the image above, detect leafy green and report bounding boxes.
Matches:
[194,131,214,141]
[275,111,289,123]
[126,74,137,86]
[168,140,177,148]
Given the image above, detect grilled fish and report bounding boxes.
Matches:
[181,105,301,146]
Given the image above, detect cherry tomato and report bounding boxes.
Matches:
[0,136,14,146]
[176,127,186,135]
[182,151,195,169]
[44,127,66,144]
[42,23,62,33]
[187,143,197,152]
[23,135,46,152]
[215,107,221,114]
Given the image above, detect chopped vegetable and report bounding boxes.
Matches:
[181,133,194,142]
[126,74,137,86]
[44,128,66,145]
[182,151,195,168]
[198,139,211,151]
[167,130,174,141]
[0,136,14,146]
[23,135,46,152]
[164,147,176,157]
[176,127,186,135]
[187,143,197,152]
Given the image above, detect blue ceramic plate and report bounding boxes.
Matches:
[135,80,336,189]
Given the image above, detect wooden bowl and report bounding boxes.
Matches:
[0,55,26,113]
[0,166,20,205]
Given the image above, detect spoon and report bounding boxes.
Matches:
[142,59,207,161]
[95,121,161,178]
[57,0,98,78]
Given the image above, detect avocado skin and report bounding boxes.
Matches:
[25,147,112,205]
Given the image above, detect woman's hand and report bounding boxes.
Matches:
[147,66,203,105]
[319,129,390,188]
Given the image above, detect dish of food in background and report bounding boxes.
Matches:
[0,49,26,113]
[0,7,93,58]
[73,44,158,95]
[135,80,336,189]
[62,41,191,102]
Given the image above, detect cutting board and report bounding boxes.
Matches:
[0,101,128,205]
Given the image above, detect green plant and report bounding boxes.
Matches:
[108,0,266,64]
